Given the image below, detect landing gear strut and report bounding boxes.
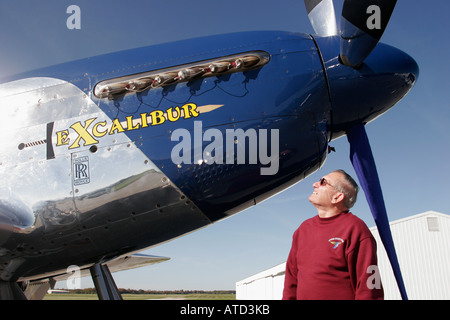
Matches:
[90,263,123,300]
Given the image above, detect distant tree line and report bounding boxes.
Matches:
[63,288,235,295]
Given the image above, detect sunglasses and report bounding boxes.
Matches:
[320,178,335,189]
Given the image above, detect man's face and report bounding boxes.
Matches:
[308,172,342,207]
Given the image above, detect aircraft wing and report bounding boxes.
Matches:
[53,253,170,283]
[106,253,170,274]
[21,253,169,299]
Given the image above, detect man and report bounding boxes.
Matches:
[282,169,383,300]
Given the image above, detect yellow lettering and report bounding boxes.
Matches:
[56,130,70,146]
[150,110,166,126]
[92,121,107,138]
[109,118,126,135]
[57,103,205,150]
[167,106,181,122]
[140,113,149,128]
[126,116,140,131]
[181,103,200,119]
[69,118,99,149]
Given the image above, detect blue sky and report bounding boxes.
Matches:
[1,0,449,290]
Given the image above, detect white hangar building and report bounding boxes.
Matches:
[236,211,450,300]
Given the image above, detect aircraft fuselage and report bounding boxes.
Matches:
[0,30,417,282]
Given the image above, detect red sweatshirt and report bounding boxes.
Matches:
[283,212,383,300]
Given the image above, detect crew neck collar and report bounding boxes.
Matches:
[316,211,349,223]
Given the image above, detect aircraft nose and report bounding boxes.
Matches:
[368,43,419,113]
[378,43,419,83]
[327,42,419,139]
[402,50,419,82]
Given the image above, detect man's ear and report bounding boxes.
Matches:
[331,192,345,204]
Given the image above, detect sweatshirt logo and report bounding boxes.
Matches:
[328,237,344,249]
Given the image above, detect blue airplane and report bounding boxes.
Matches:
[0,0,417,299]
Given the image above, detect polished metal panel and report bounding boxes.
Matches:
[0,77,211,282]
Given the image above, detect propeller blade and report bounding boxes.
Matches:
[304,0,337,36]
[347,123,408,300]
[340,0,397,67]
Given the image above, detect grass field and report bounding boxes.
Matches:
[43,293,236,300]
